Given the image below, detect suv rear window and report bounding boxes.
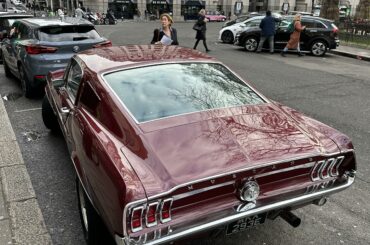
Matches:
[37,25,100,41]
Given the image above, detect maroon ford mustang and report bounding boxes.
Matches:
[42,45,356,245]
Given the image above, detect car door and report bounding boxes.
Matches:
[2,21,21,73]
[55,59,83,152]
[274,18,292,49]
[300,19,316,50]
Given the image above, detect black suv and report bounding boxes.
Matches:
[235,16,339,56]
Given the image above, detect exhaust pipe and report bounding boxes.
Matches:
[313,197,327,206]
[280,211,301,228]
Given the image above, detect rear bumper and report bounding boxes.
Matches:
[115,175,355,245]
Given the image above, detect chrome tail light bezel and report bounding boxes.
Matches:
[145,202,159,228]
[160,198,173,224]
[131,206,144,232]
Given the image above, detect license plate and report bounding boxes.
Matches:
[226,213,267,235]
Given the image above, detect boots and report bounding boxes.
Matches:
[280,51,287,57]
[298,52,305,57]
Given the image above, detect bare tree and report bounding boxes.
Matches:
[355,0,370,19]
[320,0,340,21]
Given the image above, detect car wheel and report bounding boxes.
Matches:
[244,37,259,52]
[310,40,328,56]
[221,31,234,44]
[77,178,114,245]
[42,96,60,132]
[104,19,109,25]
[18,65,33,98]
[3,56,12,78]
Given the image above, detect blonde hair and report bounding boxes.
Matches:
[294,14,301,21]
[199,9,206,15]
[160,13,173,24]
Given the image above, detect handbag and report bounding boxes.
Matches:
[192,23,202,31]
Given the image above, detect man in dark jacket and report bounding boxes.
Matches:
[256,10,278,54]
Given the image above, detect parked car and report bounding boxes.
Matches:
[6,7,26,13]
[0,13,33,63]
[42,45,356,245]
[288,11,313,16]
[205,11,226,22]
[219,16,264,43]
[235,16,339,56]
[11,0,23,6]
[222,15,250,28]
[1,17,111,97]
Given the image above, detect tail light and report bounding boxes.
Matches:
[131,206,144,232]
[160,198,173,223]
[145,202,158,227]
[129,198,173,233]
[25,45,58,55]
[93,40,112,48]
[331,23,339,34]
[311,156,345,181]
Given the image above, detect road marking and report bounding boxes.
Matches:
[14,108,41,113]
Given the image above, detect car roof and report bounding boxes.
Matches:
[284,15,333,23]
[77,45,217,74]
[18,17,93,27]
[0,13,33,19]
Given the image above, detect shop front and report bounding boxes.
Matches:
[181,0,205,20]
[108,0,137,19]
[146,0,172,19]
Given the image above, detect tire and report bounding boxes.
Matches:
[42,96,60,132]
[3,56,12,78]
[310,40,328,56]
[104,18,109,25]
[221,30,234,43]
[18,65,33,98]
[244,36,259,52]
[76,178,114,245]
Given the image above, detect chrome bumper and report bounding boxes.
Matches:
[115,175,355,245]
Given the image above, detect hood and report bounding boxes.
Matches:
[122,104,340,197]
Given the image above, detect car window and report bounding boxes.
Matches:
[67,60,83,98]
[37,25,100,42]
[18,23,31,39]
[301,20,315,28]
[79,82,100,116]
[279,19,293,28]
[245,19,261,27]
[314,21,326,28]
[104,63,266,123]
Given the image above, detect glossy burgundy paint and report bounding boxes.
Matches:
[44,45,356,243]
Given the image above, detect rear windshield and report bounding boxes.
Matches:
[104,63,266,123]
[37,25,100,41]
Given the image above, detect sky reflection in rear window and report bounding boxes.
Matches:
[104,63,265,123]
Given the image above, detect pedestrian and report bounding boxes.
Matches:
[193,9,210,52]
[144,9,148,21]
[57,8,64,20]
[256,10,278,54]
[75,5,84,19]
[281,14,306,57]
[151,13,179,45]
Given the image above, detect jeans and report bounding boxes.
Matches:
[257,35,274,53]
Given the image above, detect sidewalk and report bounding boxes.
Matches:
[0,97,52,244]
[330,45,370,61]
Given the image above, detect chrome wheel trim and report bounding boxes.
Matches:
[78,184,89,232]
[245,38,257,51]
[311,42,326,56]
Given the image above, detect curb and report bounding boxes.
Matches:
[329,49,370,62]
[0,95,53,244]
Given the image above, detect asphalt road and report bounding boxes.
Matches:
[0,21,369,245]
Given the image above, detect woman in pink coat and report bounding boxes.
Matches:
[281,14,306,57]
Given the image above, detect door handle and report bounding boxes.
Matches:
[60,107,70,114]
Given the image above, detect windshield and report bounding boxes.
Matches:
[104,63,265,123]
[37,25,100,41]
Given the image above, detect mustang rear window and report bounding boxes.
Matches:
[104,63,265,123]
[37,25,100,41]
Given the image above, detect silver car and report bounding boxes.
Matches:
[2,17,111,97]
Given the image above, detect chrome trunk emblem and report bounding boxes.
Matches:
[73,46,80,53]
[239,181,260,202]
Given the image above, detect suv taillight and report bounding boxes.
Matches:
[92,40,112,48]
[25,45,58,55]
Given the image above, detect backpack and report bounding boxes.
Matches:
[287,21,295,33]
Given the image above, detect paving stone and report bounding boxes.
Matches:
[0,141,24,167]
[0,219,13,245]
[9,199,52,244]
[0,184,8,220]
[0,99,16,142]
[1,165,35,202]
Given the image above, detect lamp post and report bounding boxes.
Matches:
[33,0,36,16]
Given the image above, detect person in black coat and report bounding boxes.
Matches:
[151,13,179,45]
[193,9,210,52]
[256,10,279,54]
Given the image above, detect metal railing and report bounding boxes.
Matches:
[337,19,370,48]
